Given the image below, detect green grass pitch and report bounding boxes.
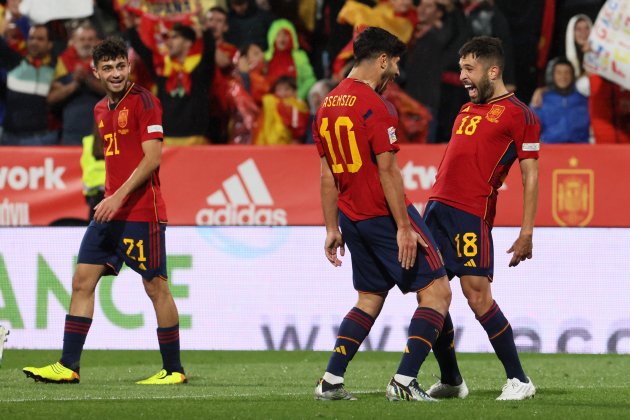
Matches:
[2,350,629,419]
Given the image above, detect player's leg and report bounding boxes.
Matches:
[385,205,452,401]
[460,275,535,400]
[60,263,106,370]
[315,212,390,400]
[24,221,114,383]
[140,276,186,383]
[421,201,467,398]
[387,275,451,402]
[316,292,386,399]
[119,221,186,385]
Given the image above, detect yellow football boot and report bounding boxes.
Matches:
[23,362,80,383]
[136,369,187,385]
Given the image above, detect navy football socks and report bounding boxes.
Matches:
[60,314,92,372]
[478,300,527,382]
[157,324,183,373]
[432,312,463,385]
[396,307,444,379]
[326,307,375,377]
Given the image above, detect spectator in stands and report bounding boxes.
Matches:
[565,14,592,97]
[404,0,448,143]
[204,6,239,144]
[225,0,274,50]
[255,75,309,145]
[463,0,516,91]
[237,42,270,105]
[1,0,30,54]
[127,17,215,145]
[0,24,58,146]
[532,57,590,144]
[435,0,472,142]
[264,18,316,100]
[531,14,594,108]
[389,0,418,30]
[48,21,104,146]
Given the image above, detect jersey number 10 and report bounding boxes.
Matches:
[319,116,363,174]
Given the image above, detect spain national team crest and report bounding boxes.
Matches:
[552,158,594,226]
[118,108,128,128]
[485,104,505,123]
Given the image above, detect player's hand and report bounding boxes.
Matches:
[324,230,345,267]
[507,233,533,267]
[397,226,425,270]
[93,193,124,223]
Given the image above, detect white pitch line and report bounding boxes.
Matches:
[3,389,385,403]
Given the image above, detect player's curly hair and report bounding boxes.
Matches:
[352,27,406,64]
[459,36,505,71]
[92,37,128,66]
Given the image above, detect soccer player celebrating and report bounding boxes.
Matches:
[424,36,539,400]
[23,38,185,385]
[312,27,452,402]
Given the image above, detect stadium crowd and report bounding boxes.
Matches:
[0,0,628,146]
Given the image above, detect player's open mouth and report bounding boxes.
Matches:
[464,84,477,97]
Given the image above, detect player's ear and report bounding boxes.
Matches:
[488,64,500,81]
[92,64,100,80]
[379,53,388,70]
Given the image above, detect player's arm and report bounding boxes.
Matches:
[507,158,539,267]
[93,139,162,223]
[376,151,427,270]
[320,156,344,267]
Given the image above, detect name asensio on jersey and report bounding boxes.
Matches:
[321,95,357,108]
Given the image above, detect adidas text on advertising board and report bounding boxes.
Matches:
[196,159,287,226]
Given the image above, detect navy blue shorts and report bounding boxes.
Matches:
[77,220,167,280]
[423,200,493,279]
[339,205,446,294]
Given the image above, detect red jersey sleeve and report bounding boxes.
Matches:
[510,105,540,160]
[138,94,164,142]
[368,100,400,155]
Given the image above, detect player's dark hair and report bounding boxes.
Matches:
[172,23,197,43]
[352,27,406,64]
[92,37,128,66]
[459,36,504,71]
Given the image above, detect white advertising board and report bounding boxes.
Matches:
[1,227,629,353]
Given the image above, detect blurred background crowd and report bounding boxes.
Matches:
[0,0,628,147]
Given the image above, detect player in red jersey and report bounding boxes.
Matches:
[312,27,452,402]
[23,38,185,385]
[423,36,539,401]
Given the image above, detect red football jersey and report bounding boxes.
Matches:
[94,83,167,222]
[313,78,407,221]
[430,92,540,226]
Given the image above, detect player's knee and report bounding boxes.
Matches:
[143,278,170,302]
[466,294,491,314]
[71,272,97,295]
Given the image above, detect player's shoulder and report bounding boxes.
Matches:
[500,93,538,126]
[94,96,109,113]
[321,79,396,119]
[127,83,160,110]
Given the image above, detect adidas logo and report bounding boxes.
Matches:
[334,345,347,355]
[464,259,477,268]
[196,159,287,226]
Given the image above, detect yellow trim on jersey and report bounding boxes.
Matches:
[487,92,514,104]
[109,82,135,111]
